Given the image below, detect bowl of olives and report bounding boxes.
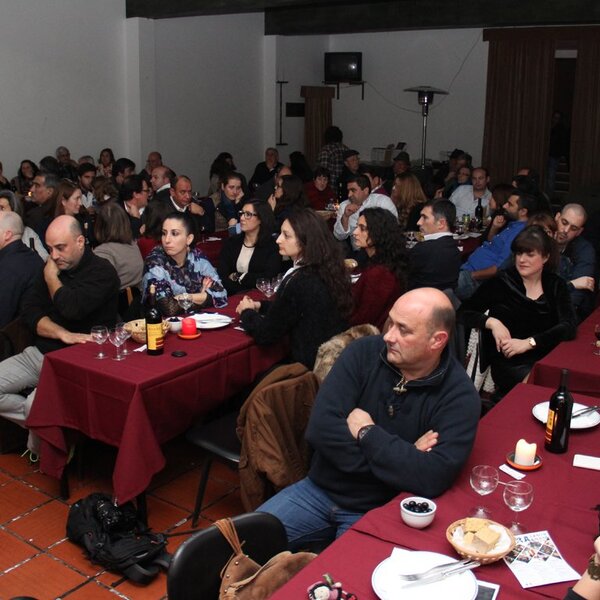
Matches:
[400,496,437,529]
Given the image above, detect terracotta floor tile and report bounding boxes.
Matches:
[145,496,190,533]
[201,488,244,521]
[0,470,12,485]
[22,469,63,497]
[7,500,70,549]
[49,538,106,577]
[0,480,51,524]
[150,469,199,511]
[211,460,241,484]
[63,579,125,600]
[0,452,38,477]
[0,529,37,572]
[65,478,115,505]
[0,553,87,598]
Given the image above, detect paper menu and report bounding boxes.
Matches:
[503,531,579,588]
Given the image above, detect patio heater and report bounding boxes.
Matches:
[404,86,448,170]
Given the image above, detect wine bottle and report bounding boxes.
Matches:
[474,197,483,225]
[544,368,573,453]
[145,284,164,356]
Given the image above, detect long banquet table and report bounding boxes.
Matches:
[26,293,285,505]
[270,383,599,599]
[530,304,600,397]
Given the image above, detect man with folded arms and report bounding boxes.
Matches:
[258,288,480,549]
[0,215,119,455]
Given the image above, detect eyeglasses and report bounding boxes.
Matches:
[239,210,258,219]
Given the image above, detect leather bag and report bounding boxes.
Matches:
[215,518,315,599]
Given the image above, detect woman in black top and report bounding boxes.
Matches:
[459,226,576,397]
[268,174,309,232]
[236,208,352,368]
[217,200,282,295]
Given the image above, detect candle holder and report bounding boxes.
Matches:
[506,452,543,471]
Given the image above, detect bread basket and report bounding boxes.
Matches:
[446,518,516,564]
[125,319,170,344]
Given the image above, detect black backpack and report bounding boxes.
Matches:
[66,493,171,584]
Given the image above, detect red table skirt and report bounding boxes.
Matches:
[270,383,600,599]
[530,304,600,396]
[27,292,285,504]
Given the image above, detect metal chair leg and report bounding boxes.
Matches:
[191,458,212,527]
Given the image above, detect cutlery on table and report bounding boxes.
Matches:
[572,405,600,419]
[397,558,479,582]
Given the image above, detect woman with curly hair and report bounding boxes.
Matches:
[350,207,407,329]
[11,159,38,197]
[392,172,427,230]
[268,174,309,232]
[236,208,351,368]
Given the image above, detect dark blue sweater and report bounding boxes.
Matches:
[306,336,480,512]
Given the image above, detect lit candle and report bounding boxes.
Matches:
[181,318,197,336]
[514,439,536,466]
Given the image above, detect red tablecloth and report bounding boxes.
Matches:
[26,293,285,504]
[530,305,600,396]
[270,383,599,599]
[197,231,226,266]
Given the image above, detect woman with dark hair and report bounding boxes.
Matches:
[391,172,426,230]
[236,208,351,368]
[142,211,227,316]
[350,208,407,330]
[137,198,173,259]
[55,179,95,244]
[11,160,38,197]
[459,225,576,398]
[94,202,144,290]
[208,152,249,196]
[98,148,115,178]
[210,171,244,232]
[268,174,309,231]
[304,166,335,211]
[217,200,282,294]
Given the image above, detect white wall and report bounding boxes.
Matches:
[327,29,487,165]
[0,0,128,178]
[149,13,266,190]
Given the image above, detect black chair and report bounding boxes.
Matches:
[167,512,287,600]
[186,411,241,527]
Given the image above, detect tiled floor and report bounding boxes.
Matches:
[0,436,244,599]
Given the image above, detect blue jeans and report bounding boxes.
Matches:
[257,477,363,550]
[455,269,480,301]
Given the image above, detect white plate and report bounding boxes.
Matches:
[191,314,233,330]
[372,550,478,600]
[532,401,600,429]
[453,233,469,240]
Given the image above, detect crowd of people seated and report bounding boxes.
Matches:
[0,134,598,564]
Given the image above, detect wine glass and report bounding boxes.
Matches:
[108,327,127,361]
[262,280,275,299]
[503,480,534,534]
[91,326,109,359]
[405,231,416,248]
[116,322,132,356]
[469,465,499,517]
[593,324,600,355]
[256,278,267,295]
[177,292,193,315]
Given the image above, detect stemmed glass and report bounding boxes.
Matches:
[108,327,127,361]
[503,480,533,535]
[469,465,499,517]
[116,322,132,356]
[91,326,109,359]
[405,231,417,248]
[177,292,193,315]
[256,278,267,295]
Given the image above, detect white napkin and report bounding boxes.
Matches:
[193,313,231,322]
[134,344,147,352]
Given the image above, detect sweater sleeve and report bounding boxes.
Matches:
[351,265,400,327]
[457,277,501,330]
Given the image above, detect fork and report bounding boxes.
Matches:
[572,405,600,419]
[397,558,478,582]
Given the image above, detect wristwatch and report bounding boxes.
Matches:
[357,424,374,444]
[528,337,537,348]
